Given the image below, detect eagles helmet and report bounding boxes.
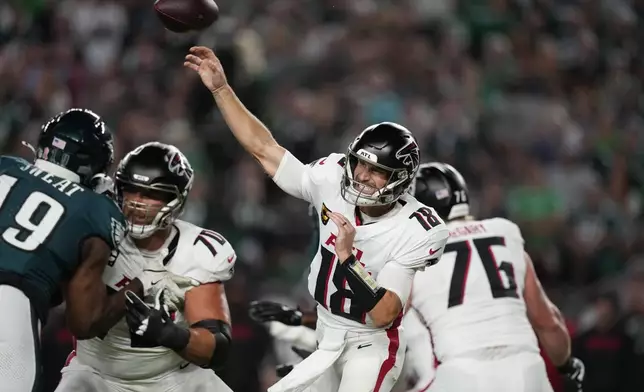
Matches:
[341,122,420,206]
[115,142,194,239]
[410,162,470,221]
[35,108,114,186]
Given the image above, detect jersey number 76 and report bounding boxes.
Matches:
[445,236,518,308]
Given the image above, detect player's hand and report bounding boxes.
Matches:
[89,173,115,197]
[558,356,585,392]
[248,300,303,326]
[327,212,356,262]
[125,290,190,351]
[184,46,228,94]
[137,269,200,311]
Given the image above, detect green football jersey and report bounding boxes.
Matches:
[0,156,125,322]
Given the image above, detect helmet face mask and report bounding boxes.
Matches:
[115,142,193,239]
[340,122,420,207]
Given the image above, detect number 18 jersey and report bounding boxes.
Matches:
[411,218,539,362]
[272,152,449,332]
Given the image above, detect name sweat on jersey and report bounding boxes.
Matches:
[75,220,237,380]
[411,218,540,362]
[272,151,449,332]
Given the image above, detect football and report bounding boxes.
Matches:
[154,0,219,33]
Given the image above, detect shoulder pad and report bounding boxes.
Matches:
[394,210,450,270]
[485,217,524,243]
[181,225,236,284]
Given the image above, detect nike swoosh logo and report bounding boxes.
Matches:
[429,248,441,256]
[151,280,162,286]
[357,343,372,349]
[179,362,190,370]
[227,256,234,263]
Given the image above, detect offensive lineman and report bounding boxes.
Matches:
[56,142,236,392]
[0,109,188,391]
[185,46,449,392]
[408,162,585,392]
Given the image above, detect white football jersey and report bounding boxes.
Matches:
[411,218,539,362]
[273,152,449,332]
[75,219,236,380]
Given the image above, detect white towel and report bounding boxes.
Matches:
[268,327,347,392]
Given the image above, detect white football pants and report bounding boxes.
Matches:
[429,350,554,392]
[304,323,406,392]
[0,285,41,392]
[56,357,233,392]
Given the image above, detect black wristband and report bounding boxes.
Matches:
[338,255,386,312]
[160,324,191,352]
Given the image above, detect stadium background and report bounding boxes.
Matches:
[1,0,644,391]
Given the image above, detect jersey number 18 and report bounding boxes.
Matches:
[0,174,65,251]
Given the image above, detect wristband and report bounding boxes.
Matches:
[338,255,386,311]
[159,324,191,352]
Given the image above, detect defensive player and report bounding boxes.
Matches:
[408,162,585,392]
[0,108,190,391]
[186,46,449,392]
[56,142,236,392]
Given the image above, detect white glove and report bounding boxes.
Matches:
[137,269,200,311]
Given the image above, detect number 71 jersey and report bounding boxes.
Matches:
[411,218,539,361]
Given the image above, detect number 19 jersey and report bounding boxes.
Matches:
[0,156,124,322]
[411,218,539,362]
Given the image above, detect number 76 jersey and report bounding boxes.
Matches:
[411,218,539,362]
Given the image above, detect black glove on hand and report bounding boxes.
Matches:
[125,290,190,351]
[276,364,295,378]
[248,300,302,326]
[558,356,585,392]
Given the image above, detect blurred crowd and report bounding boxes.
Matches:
[2,0,644,391]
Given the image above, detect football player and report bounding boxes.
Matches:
[55,142,236,392]
[249,300,436,392]
[185,46,449,392]
[0,109,186,391]
[408,162,585,392]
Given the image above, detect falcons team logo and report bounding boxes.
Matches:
[395,139,420,168]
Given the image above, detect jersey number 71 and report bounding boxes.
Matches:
[445,236,518,308]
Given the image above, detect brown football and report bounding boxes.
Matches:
[154,0,219,33]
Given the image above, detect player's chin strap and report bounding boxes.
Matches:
[190,319,232,370]
[21,141,37,157]
[338,255,386,312]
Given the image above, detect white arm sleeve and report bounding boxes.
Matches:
[272,151,315,203]
[377,261,415,307]
[403,310,436,391]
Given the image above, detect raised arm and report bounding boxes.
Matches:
[184,46,285,177]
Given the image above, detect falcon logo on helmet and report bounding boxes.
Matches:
[395,139,420,168]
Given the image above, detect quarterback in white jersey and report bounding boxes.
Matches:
[56,142,236,392]
[185,46,449,392]
[408,162,585,392]
[248,301,436,392]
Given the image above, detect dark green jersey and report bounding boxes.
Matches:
[0,156,125,322]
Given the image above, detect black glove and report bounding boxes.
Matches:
[248,300,302,326]
[276,364,294,378]
[557,357,585,392]
[291,346,312,359]
[125,290,190,351]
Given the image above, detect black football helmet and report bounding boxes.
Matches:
[35,108,114,186]
[410,162,470,221]
[341,122,420,206]
[115,142,194,238]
